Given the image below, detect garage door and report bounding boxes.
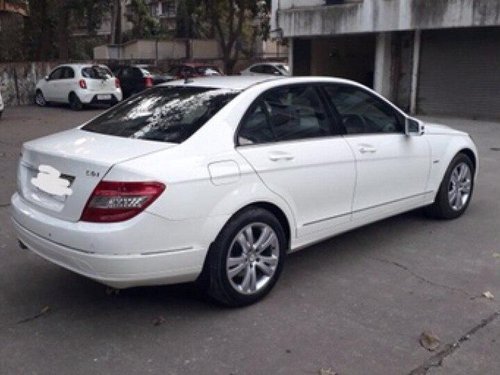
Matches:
[418,27,500,119]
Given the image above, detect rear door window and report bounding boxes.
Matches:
[82,86,239,143]
[62,67,75,79]
[238,85,332,145]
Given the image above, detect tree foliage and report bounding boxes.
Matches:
[125,0,161,40]
[22,0,112,61]
[185,0,271,74]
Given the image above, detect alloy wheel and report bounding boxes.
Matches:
[448,162,472,211]
[226,222,280,295]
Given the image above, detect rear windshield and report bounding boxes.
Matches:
[82,86,239,143]
[82,66,113,79]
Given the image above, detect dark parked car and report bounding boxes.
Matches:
[114,65,173,98]
[167,63,223,79]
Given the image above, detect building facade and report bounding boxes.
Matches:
[148,0,177,32]
[0,0,29,61]
[272,0,500,118]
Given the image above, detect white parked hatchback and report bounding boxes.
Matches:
[35,64,123,110]
[12,76,478,306]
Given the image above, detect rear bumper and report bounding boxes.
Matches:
[79,90,123,104]
[13,219,203,288]
[10,193,228,288]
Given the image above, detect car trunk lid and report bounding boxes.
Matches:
[18,128,174,222]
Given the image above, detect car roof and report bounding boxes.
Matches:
[252,62,287,66]
[53,63,110,70]
[162,76,283,90]
[171,63,219,68]
[161,76,361,91]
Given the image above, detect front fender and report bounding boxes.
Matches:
[426,134,478,198]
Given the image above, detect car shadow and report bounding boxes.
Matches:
[6,209,434,326]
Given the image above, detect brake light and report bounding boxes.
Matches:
[115,77,120,88]
[79,79,87,89]
[81,181,165,223]
[144,76,153,87]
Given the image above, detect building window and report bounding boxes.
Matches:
[161,1,176,17]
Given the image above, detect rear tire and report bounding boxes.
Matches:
[200,208,287,307]
[425,153,474,219]
[69,93,83,111]
[35,90,47,107]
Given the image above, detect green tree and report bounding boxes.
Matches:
[192,0,270,74]
[23,0,112,60]
[125,0,160,39]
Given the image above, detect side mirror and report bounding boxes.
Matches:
[405,117,424,136]
[44,76,49,81]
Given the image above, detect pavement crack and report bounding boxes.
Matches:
[16,306,51,324]
[367,256,473,298]
[408,311,500,374]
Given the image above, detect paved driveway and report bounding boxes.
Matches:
[0,106,499,374]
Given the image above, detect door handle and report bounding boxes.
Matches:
[358,145,377,154]
[268,151,294,161]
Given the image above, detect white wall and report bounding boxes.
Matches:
[274,0,500,37]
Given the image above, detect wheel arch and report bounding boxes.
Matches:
[216,201,292,251]
[197,200,292,291]
[458,148,477,172]
[427,136,478,196]
[68,91,78,102]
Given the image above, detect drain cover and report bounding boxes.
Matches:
[491,147,500,151]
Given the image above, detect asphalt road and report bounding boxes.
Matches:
[0,105,499,375]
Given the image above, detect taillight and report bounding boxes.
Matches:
[115,77,120,88]
[79,79,87,89]
[144,76,153,87]
[81,181,165,223]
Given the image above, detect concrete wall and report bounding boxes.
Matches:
[275,0,500,37]
[0,62,63,106]
[190,40,220,59]
[94,39,221,61]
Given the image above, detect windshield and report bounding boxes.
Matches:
[82,86,239,143]
[82,66,113,79]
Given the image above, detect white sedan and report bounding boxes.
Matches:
[35,64,123,110]
[12,76,477,306]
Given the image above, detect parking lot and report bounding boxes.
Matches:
[0,105,499,375]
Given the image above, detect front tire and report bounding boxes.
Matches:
[425,153,474,219]
[201,208,287,307]
[35,90,47,107]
